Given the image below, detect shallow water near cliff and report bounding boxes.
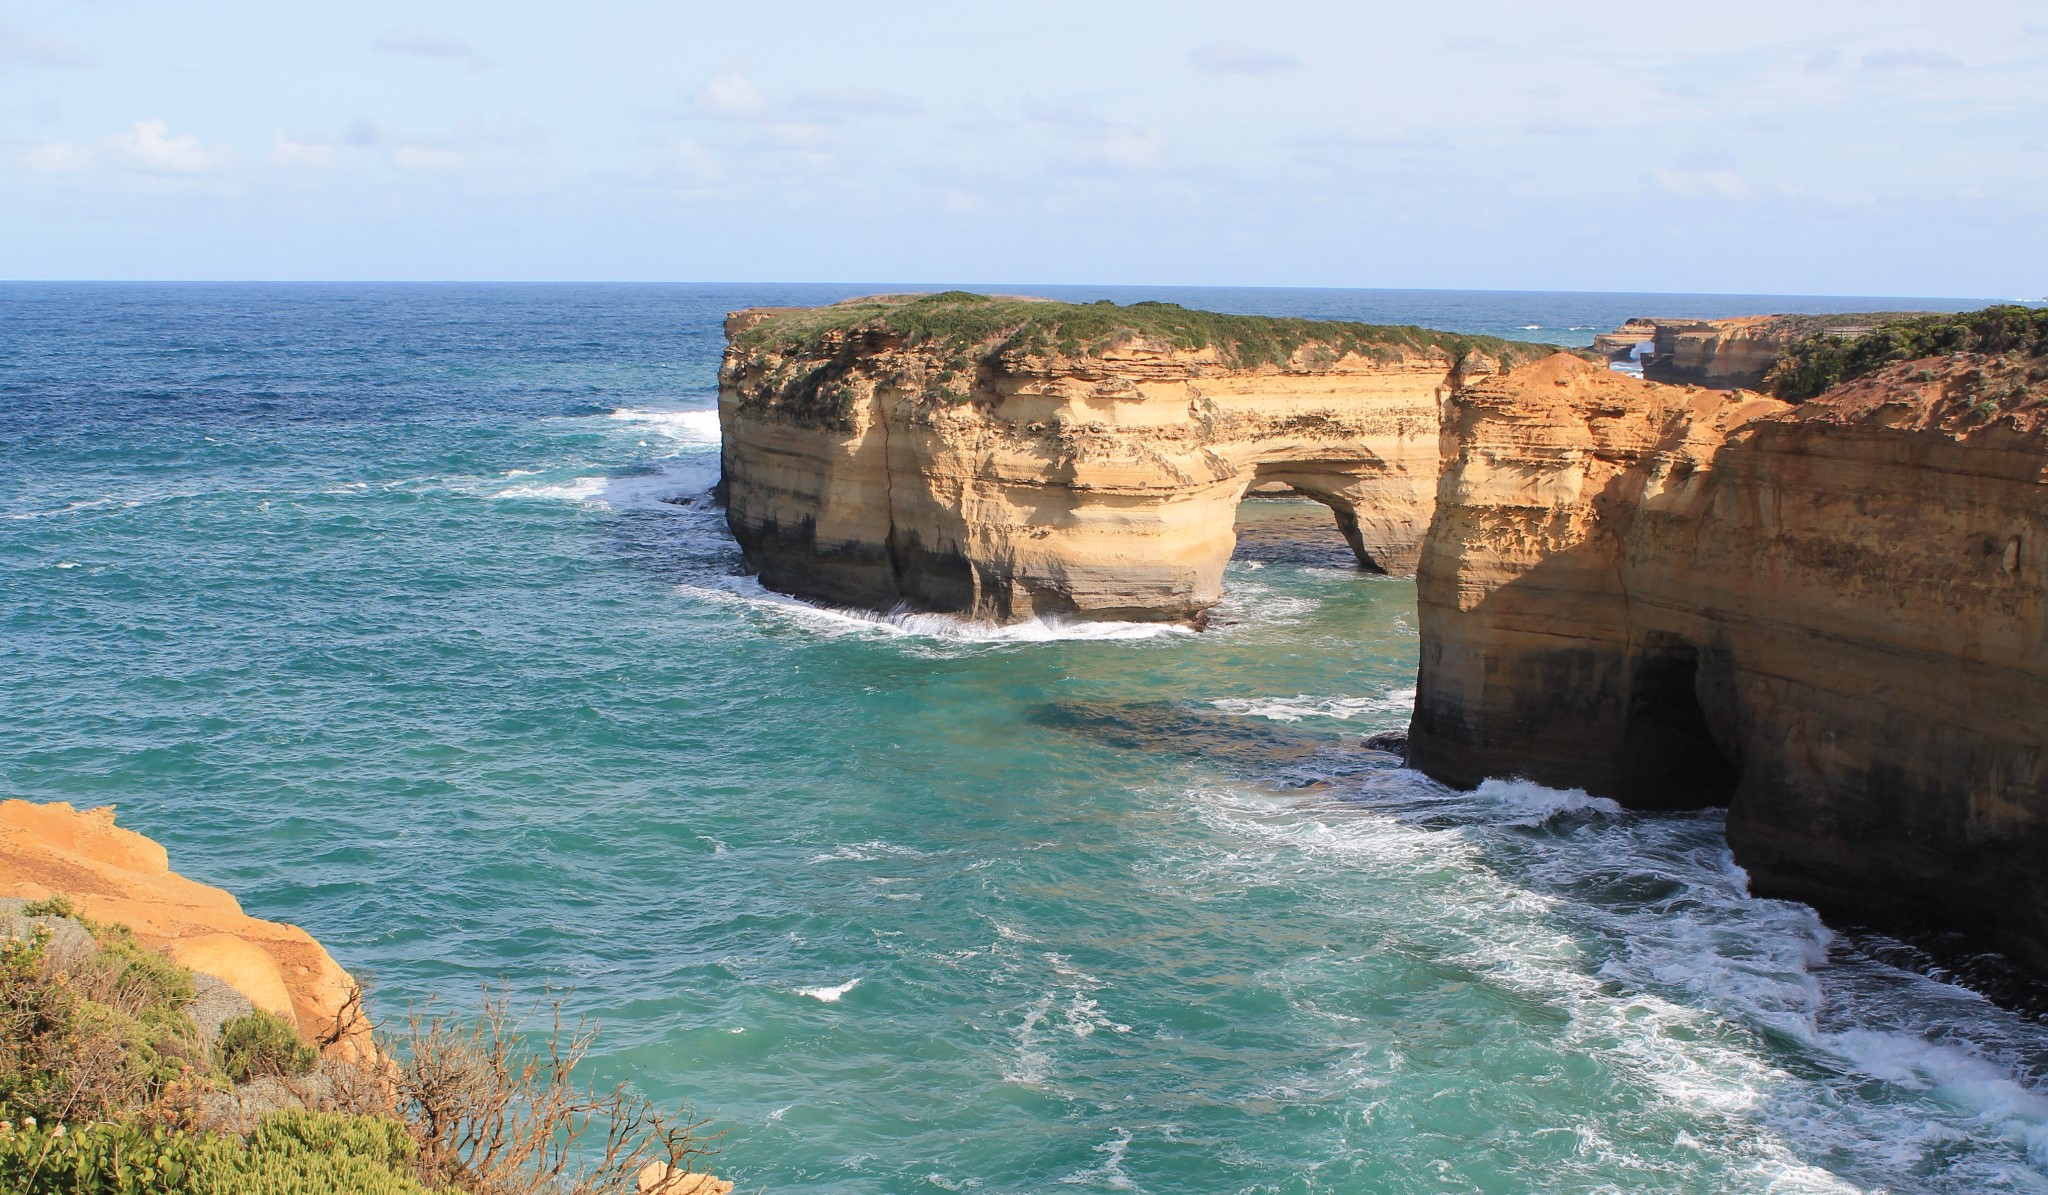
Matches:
[4,282,2043,1194]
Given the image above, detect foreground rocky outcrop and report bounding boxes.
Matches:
[1410,346,2048,968]
[0,798,374,1059]
[0,799,736,1193]
[720,293,1557,622]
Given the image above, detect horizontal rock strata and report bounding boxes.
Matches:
[1410,351,2048,969]
[719,293,1555,623]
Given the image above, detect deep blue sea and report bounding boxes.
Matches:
[5,282,2045,1194]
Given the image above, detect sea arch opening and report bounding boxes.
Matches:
[1223,457,1431,577]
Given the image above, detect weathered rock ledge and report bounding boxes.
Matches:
[1409,349,2047,969]
[719,294,1557,622]
[0,798,373,1058]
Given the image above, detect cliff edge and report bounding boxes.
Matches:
[718,292,1556,623]
[1410,346,2048,968]
[0,798,373,1059]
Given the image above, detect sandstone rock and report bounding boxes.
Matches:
[637,1160,735,1194]
[0,799,374,1059]
[720,294,1557,623]
[1410,350,2048,970]
[1632,311,1924,390]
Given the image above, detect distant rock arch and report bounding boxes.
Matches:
[717,296,1547,623]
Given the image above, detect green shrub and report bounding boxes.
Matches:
[734,292,1565,380]
[0,916,207,1122]
[1766,305,2048,401]
[214,1010,317,1083]
[17,896,78,920]
[0,1113,440,1194]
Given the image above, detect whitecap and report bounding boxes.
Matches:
[2,497,127,521]
[1209,688,1415,722]
[674,576,1191,645]
[1467,777,1623,825]
[489,458,718,510]
[1175,774,2048,1189]
[1003,993,1056,1088]
[1060,991,1131,1039]
[1057,1129,1136,1190]
[807,840,925,864]
[606,407,722,445]
[795,978,860,1003]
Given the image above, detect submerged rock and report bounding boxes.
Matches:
[1361,730,1408,756]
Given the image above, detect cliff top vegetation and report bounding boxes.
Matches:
[1766,305,2048,401]
[733,291,1565,371]
[0,896,715,1194]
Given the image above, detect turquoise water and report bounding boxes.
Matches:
[4,283,2044,1194]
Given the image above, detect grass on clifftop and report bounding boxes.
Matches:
[1766,305,2048,401]
[734,291,1565,371]
[0,898,715,1194]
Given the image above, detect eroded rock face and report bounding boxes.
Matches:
[1633,312,1923,390]
[1411,352,2048,969]
[0,799,374,1058]
[720,295,1551,623]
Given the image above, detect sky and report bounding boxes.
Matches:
[2,0,2044,296]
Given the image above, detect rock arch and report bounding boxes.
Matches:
[717,298,1543,623]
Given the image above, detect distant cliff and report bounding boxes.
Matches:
[719,293,1556,622]
[1594,312,1926,389]
[1410,344,2048,969]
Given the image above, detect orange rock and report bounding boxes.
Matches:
[0,800,373,1059]
[636,1160,734,1194]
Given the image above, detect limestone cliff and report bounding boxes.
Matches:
[1630,312,1922,389]
[1410,350,2048,969]
[0,799,373,1058]
[719,293,1557,622]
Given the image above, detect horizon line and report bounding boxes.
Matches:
[0,278,2035,305]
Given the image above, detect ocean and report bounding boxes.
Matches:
[3,281,2043,1193]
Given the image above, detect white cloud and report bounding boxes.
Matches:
[1653,166,1750,200]
[755,121,831,148]
[696,73,766,117]
[1862,48,1962,71]
[19,120,229,176]
[1190,41,1300,76]
[791,88,922,118]
[672,138,721,183]
[1095,126,1166,169]
[1022,100,1112,132]
[334,115,538,170]
[270,133,333,167]
[22,141,91,173]
[390,146,469,171]
[1055,124,1167,175]
[0,22,93,68]
[108,119,229,173]
[373,26,487,67]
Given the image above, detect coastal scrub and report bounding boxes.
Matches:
[731,290,1564,374]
